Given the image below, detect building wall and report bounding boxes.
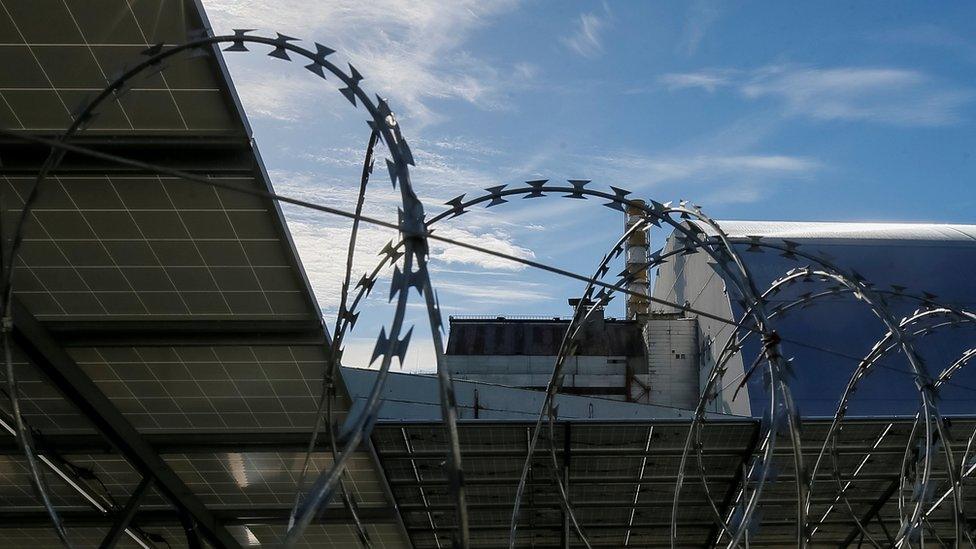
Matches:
[445,354,637,400]
[641,317,700,409]
[652,231,751,416]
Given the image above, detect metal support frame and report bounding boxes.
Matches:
[99,475,153,549]
[8,297,242,549]
[2,433,939,458]
[0,137,256,176]
[560,422,572,549]
[838,478,900,547]
[179,509,204,549]
[704,423,762,547]
[0,431,351,455]
[367,439,416,548]
[0,506,398,527]
[43,319,325,347]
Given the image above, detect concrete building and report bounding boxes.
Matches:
[444,208,705,411]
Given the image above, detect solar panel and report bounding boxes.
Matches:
[0,1,406,547]
[372,419,974,547]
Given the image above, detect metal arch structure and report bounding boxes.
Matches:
[2,25,976,549]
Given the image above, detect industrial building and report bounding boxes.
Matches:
[446,219,976,415]
[1,1,974,548]
[652,220,976,417]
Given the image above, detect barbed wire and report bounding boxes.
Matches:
[1,28,974,549]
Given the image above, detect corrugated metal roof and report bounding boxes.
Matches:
[697,220,976,243]
[446,318,645,356]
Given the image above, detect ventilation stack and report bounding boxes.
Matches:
[624,200,649,320]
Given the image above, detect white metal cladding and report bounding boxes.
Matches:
[652,234,751,416]
[653,220,976,418]
[698,219,976,243]
[643,318,700,409]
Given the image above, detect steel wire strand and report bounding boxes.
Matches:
[842,310,976,547]
[0,203,72,548]
[289,130,380,548]
[0,132,805,545]
[690,288,952,546]
[0,30,458,548]
[685,276,855,544]
[717,282,976,547]
[801,296,966,547]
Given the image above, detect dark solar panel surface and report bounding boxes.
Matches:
[0,1,408,547]
[374,419,976,548]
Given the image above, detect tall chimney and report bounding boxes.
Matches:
[624,200,649,320]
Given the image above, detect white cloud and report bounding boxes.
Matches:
[428,226,535,271]
[562,151,820,206]
[434,279,551,303]
[659,69,734,92]
[513,62,538,80]
[206,0,524,126]
[583,152,818,185]
[229,66,321,122]
[677,0,722,56]
[742,65,971,126]
[868,24,976,64]
[561,5,612,59]
[660,64,972,126]
[268,162,540,313]
[426,136,501,157]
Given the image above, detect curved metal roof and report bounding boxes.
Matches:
[654,220,976,418]
[699,220,976,243]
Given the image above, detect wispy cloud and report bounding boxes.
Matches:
[540,148,821,206]
[659,64,973,126]
[582,151,818,184]
[229,66,321,122]
[434,279,551,303]
[677,0,723,56]
[561,4,612,59]
[207,0,525,125]
[267,130,546,314]
[659,69,734,92]
[868,24,976,64]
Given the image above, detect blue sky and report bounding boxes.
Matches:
[205,1,976,369]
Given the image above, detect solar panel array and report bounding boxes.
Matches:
[0,1,409,547]
[373,419,976,548]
